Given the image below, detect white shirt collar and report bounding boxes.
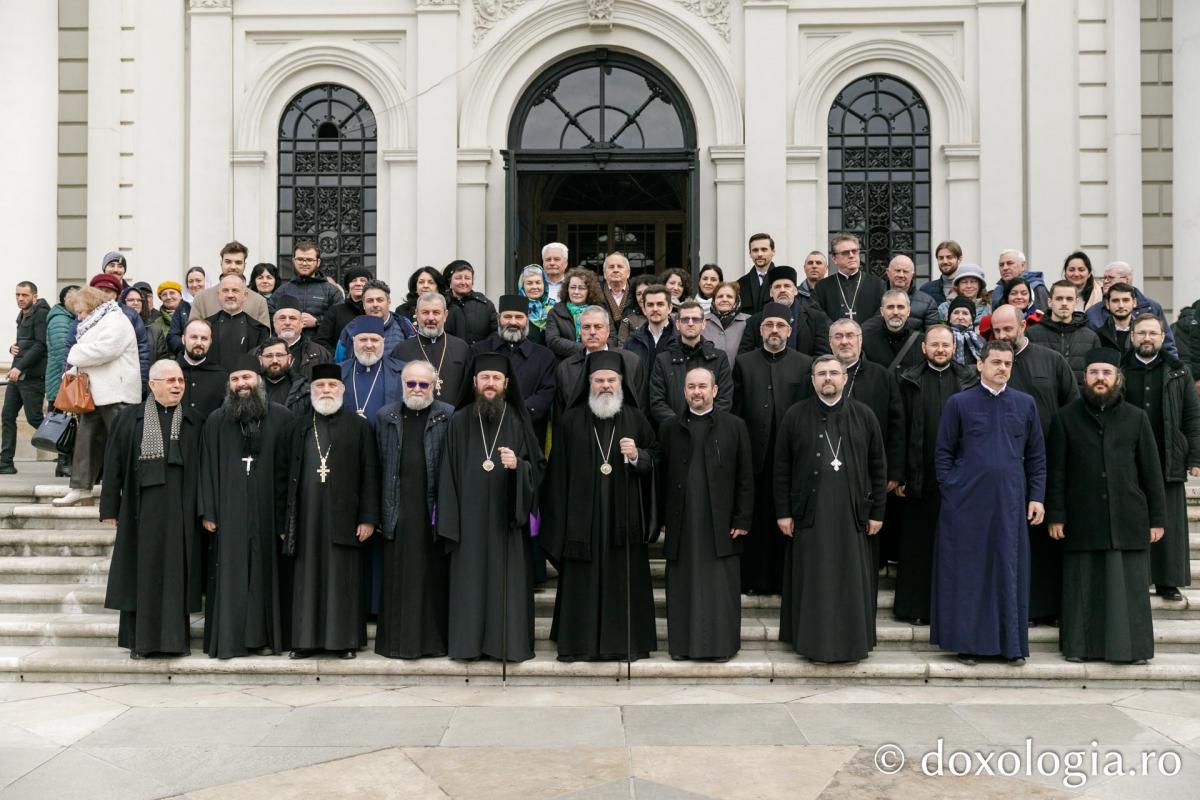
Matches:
[981,381,1007,396]
[1135,353,1157,365]
[689,406,714,416]
[818,396,843,407]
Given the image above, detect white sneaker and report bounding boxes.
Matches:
[53,488,93,506]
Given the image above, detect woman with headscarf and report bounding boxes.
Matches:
[517,264,555,345]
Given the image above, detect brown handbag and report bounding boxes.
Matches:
[54,371,96,415]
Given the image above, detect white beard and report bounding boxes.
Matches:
[312,395,344,416]
[403,393,435,411]
[588,388,623,419]
[355,351,382,367]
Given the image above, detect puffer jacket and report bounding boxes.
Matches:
[65,306,141,406]
[44,302,75,403]
[444,291,497,346]
[273,273,343,323]
[1025,312,1100,385]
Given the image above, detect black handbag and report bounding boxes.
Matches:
[32,411,76,454]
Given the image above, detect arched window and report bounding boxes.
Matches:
[827,75,930,277]
[277,84,377,285]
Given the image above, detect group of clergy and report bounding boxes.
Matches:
[96,256,1199,670]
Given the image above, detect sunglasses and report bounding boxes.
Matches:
[405,380,432,389]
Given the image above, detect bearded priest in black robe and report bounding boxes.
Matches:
[774,355,887,663]
[894,325,978,625]
[732,302,812,595]
[282,363,381,659]
[542,351,657,662]
[198,355,293,659]
[660,366,755,661]
[1048,349,1166,663]
[438,353,545,662]
[101,360,204,658]
[374,359,454,659]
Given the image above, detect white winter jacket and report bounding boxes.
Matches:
[66,308,141,406]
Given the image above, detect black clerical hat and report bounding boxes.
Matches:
[586,350,624,375]
[498,294,528,315]
[472,352,513,378]
[275,294,301,312]
[227,353,260,376]
[311,363,342,382]
[766,266,798,287]
[1085,348,1122,368]
[762,302,791,324]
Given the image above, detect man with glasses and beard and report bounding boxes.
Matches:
[649,300,733,426]
[198,355,294,658]
[438,354,545,663]
[282,363,380,660]
[1048,349,1166,664]
[737,266,830,357]
[374,361,455,659]
[1121,314,1200,602]
[472,295,558,444]
[257,337,311,414]
[392,292,471,404]
[542,351,658,662]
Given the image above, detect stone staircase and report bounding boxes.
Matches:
[2,477,1200,686]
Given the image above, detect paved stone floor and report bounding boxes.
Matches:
[0,682,1197,799]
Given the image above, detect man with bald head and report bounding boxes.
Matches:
[881,254,939,329]
[988,303,1078,625]
[1084,261,1177,356]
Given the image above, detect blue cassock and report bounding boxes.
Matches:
[929,383,1046,659]
[341,356,406,427]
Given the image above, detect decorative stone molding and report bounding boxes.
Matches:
[230,150,267,165]
[473,0,526,44]
[188,0,232,10]
[588,0,614,31]
[675,0,730,42]
[417,0,460,6]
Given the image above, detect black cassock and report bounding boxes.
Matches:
[205,311,269,372]
[101,402,204,656]
[282,408,381,652]
[894,363,976,622]
[843,359,905,573]
[542,407,657,661]
[437,403,544,661]
[375,402,452,658]
[659,410,755,659]
[732,347,812,594]
[198,403,293,658]
[774,396,886,662]
[392,333,472,405]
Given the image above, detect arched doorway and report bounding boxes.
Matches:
[504,49,698,282]
[827,74,931,278]
[276,83,378,285]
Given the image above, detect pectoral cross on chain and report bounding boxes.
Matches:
[317,457,331,484]
[845,307,856,320]
[241,455,254,475]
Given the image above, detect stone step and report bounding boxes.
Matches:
[0,504,102,530]
[0,529,115,557]
[0,583,108,613]
[0,556,110,584]
[3,645,1200,688]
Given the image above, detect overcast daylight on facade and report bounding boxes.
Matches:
[0,1,1198,798]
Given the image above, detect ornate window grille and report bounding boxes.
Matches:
[827,75,931,278]
[277,84,377,285]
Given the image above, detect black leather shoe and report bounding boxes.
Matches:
[0,464,16,475]
[288,649,311,659]
[1157,586,1183,601]
[339,649,357,660]
[129,651,144,660]
[911,617,928,626]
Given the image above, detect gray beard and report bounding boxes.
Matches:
[355,351,382,367]
[885,317,907,333]
[588,389,623,419]
[223,381,268,422]
[418,324,444,339]
[500,325,527,343]
[312,395,343,416]
[404,392,435,411]
[476,392,506,425]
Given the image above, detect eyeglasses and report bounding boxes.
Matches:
[835,248,860,257]
[405,380,432,389]
[677,316,704,325]
[293,257,319,265]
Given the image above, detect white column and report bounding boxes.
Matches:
[975,0,1024,274]
[1025,0,1079,268]
[133,0,186,290]
[710,146,746,276]
[1106,0,1144,282]
[944,146,981,264]
[415,1,459,268]
[231,151,266,270]
[383,149,418,291]
[87,0,122,268]
[1174,0,1200,312]
[186,0,234,268]
[741,0,788,245]
[785,147,822,261]
[457,149,493,293]
[0,0,58,348]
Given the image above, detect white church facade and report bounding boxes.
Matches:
[0,0,1192,344]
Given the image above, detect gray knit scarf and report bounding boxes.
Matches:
[140,396,182,462]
